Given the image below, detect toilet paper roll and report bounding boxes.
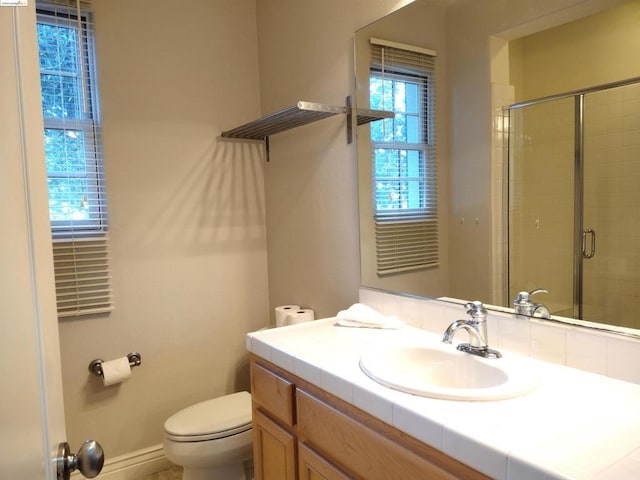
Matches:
[101,356,132,386]
[285,308,315,326]
[275,305,300,327]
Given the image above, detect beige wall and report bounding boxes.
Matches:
[57,0,269,457]
[510,0,640,101]
[255,0,413,320]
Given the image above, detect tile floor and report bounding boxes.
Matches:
[136,466,182,480]
[136,465,254,480]
[137,461,254,479]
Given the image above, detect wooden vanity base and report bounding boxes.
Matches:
[250,354,491,480]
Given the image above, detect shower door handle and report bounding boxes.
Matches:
[582,228,596,259]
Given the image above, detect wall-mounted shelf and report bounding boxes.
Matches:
[220,98,393,160]
[221,101,345,140]
[355,108,394,126]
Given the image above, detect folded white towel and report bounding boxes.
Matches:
[335,303,405,329]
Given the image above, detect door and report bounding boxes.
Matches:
[508,81,640,327]
[507,97,576,317]
[1,4,66,479]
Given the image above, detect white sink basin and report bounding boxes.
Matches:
[359,341,538,401]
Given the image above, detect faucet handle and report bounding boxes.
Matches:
[529,288,548,297]
[513,291,531,306]
[464,300,486,320]
[514,289,548,306]
[514,289,550,317]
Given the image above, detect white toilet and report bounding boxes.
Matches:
[163,391,253,480]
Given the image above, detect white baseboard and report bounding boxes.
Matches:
[71,444,173,480]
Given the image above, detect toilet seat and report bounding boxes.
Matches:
[164,391,252,442]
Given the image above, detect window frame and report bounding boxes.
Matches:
[37,5,107,237]
[369,67,436,222]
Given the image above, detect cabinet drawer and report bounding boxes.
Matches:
[297,389,482,480]
[251,362,295,426]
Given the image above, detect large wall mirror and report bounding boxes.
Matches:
[356,0,640,334]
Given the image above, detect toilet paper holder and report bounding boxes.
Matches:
[89,352,142,378]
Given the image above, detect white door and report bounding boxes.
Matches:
[1,4,67,479]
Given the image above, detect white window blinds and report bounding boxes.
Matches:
[369,39,439,275]
[52,238,113,316]
[37,0,114,317]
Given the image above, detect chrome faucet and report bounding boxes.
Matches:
[513,289,550,319]
[442,301,501,359]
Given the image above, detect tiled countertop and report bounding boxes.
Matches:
[247,318,640,480]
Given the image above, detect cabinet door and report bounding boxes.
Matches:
[253,409,296,480]
[298,443,353,480]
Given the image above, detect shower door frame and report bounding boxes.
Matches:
[506,75,640,320]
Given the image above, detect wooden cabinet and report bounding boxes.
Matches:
[250,355,491,480]
[252,409,296,480]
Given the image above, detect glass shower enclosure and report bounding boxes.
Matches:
[507,79,640,329]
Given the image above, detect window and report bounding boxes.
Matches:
[370,70,431,217]
[37,0,113,317]
[37,1,105,233]
[369,40,438,275]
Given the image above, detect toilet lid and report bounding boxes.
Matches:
[164,391,252,442]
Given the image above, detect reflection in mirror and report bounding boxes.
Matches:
[356,0,640,333]
[356,0,450,300]
[508,79,640,330]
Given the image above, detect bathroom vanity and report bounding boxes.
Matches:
[247,319,640,480]
[250,357,488,479]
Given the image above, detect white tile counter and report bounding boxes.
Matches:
[247,319,640,480]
